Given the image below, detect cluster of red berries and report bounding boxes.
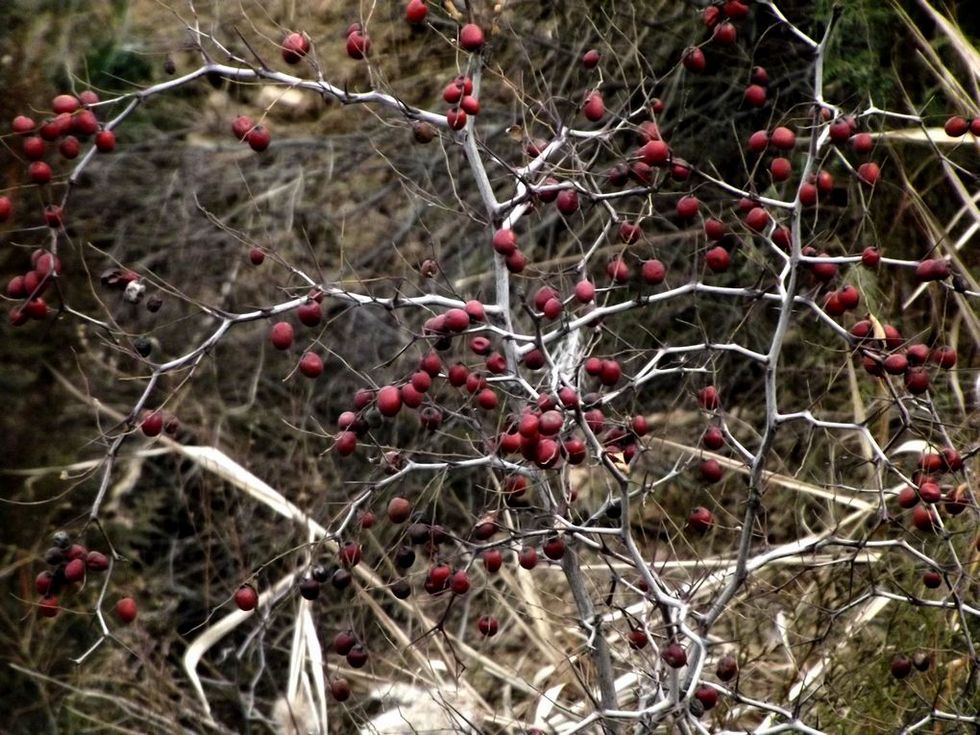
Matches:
[5,248,61,326]
[442,74,478,131]
[331,301,491,456]
[3,92,118,325]
[139,409,180,437]
[265,291,326,379]
[849,318,958,396]
[231,114,271,152]
[9,92,115,188]
[890,651,932,679]
[33,531,125,620]
[894,448,967,536]
[942,115,980,138]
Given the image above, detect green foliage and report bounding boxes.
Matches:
[819,0,900,106]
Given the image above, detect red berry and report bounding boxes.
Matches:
[464,299,485,322]
[798,183,818,207]
[294,301,321,327]
[702,426,724,450]
[618,221,641,244]
[386,496,412,524]
[543,536,566,560]
[944,116,968,137]
[890,654,912,679]
[246,126,271,152]
[535,439,561,468]
[38,596,59,618]
[918,481,942,504]
[488,227,520,257]
[744,207,769,232]
[838,285,860,310]
[335,431,357,456]
[723,0,750,18]
[676,195,700,219]
[478,615,499,636]
[72,110,99,136]
[446,107,467,130]
[695,686,719,711]
[698,386,720,410]
[574,279,596,303]
[141,410,164,437]
[904,368,929,395]
[700,459,724,483]
[339,542,362,568]
[829,120,851,144]
[583,91,605,122]
[810,254,838,282]
[443,81,464,105]
[914,258,950,282]
[911,505,937,532]
[405,0,428,24]
[269,321,294,350]
[518,546,538,570]
[744,84,767,107]
[770,157,792,181]
[747,130,768,153]
[64,558,86,583]
[114,597,138,624]
[716,654,739,681]
[861,246,881,267]
[476,388,498,410]
[52,94,79,114]
[459,23,485,52]
[705,246,730,272]
[897,486,918,509]
[330,678,351,701]
[448,570,470,595]
[688,506,714,533]
[504,250,526,273]
[377,385,402,416]
[346,32,370,59]
[298,352,323,378]
[28,161,53,185]
[94,130,116,152]
[640,139,670,166]
[232,115,254,140]
[333,630,357,656]
[712,21,737,45]
[852,132,874,154]
[882,354,908,375]
[607,257,631,283]
[770,126,796,150]
[930,346,957,369]
[628,629,649,649]
[581,49,600,68]
[556,189,580,215]
[59,135,81,159]
[35,571,54,595]
[682,47,706,73]
[234,584,258,611]
[599,359,622,386]
[857,162,880,186]
[12,115,35,134]
[661,642,687,668]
